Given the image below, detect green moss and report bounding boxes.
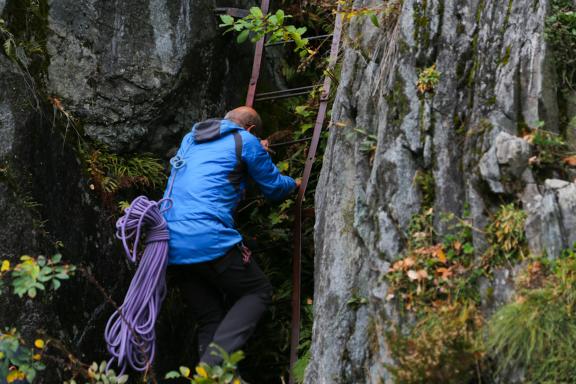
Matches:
[414,169,435,208]
[398,39,410,55]
[475,0,485,23]
[485,95,497,106]
[341,199,356,235]
[456,22,466,35]
[499,45,511,66]
[503,0,514,30]
[412,0,430,48]
[385,72,410,129]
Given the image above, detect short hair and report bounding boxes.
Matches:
[225,106,263,135]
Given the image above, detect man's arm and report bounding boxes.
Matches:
[243,134,297,201]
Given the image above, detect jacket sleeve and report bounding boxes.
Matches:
[243,133,297,201]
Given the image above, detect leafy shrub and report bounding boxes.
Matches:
[0,254,75,298]
[219,7,310,57]
[0,330,45,383]
[417,64,441,95]
[483,204,527,267]
[387,209,478,311]
[85,148,166,202]
[165,344,244,384]
[64,361,128,384]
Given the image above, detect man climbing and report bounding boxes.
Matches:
[164,106,299,368]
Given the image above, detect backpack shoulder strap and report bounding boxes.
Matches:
[229,132,245,191]
[232,131,243,164]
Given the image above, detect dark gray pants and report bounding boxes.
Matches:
[169,246,272,365]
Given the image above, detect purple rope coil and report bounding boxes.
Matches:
[104,196,171,374]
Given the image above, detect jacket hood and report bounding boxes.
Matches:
[192,119,243,143]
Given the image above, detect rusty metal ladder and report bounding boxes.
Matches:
[217,3,343,383]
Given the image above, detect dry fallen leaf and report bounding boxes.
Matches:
[523,133,535,143]
[407,269,419,281]
[435,247,447,264]
[436,267,453,280]
[563,155,576,167]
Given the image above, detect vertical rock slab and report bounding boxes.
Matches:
[307,0,576,382]
[47,0,253,151]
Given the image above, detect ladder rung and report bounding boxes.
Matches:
[214,7,250,18]
[255,91,314,102]
[267,34,334,47]
[256,85,315,97]
[254,86,316,102]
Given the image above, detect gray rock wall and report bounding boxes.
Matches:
[307,0,576,382]
[46,0,254,151]
[0,0,255,370]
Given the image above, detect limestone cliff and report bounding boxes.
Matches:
[307,0,576,382]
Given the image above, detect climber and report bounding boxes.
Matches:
[164,106,300,367]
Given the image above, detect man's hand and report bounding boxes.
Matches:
[295,178,302,190]
[260,139,270,152]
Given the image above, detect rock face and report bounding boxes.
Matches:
[307,0,576,383]
[0,0,254,371]
[46,0,254,151]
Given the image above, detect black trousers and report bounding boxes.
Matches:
[168,246,272,365]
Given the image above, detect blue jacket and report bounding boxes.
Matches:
[163,119,297,264]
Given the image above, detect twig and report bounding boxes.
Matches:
[79,266,158,384]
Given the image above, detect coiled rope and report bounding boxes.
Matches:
[104,196,171,374]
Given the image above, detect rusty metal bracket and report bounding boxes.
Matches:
[245,0,271,107]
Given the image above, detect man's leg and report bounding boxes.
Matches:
[199,247,272,365]
[171,265,226,359]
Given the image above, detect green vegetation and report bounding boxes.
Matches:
[487,254,576,382]
[219,7,310,57]
[84,147,166,204]
[386,209,478,312]
[387,303,483,384]
[545,0,576,88]
[0,254,132,384]
[417,64,440,95]
[64,362,129,384]
[385,200,536,382]
[0,254,75,298]
[165,345,244,384]
[483,204,528,267]
[414,170,435,208]
[0,330,45,383]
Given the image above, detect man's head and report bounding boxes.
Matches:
[225,106,263,136]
